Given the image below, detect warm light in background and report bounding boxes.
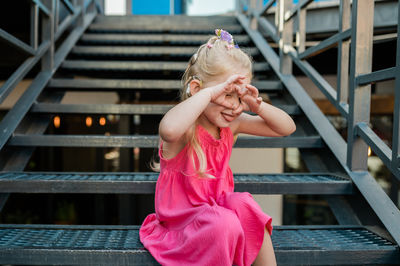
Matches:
[99,117,106,126]
[368,146,372,157]
[86,116,93,127]
[53,116,60,128]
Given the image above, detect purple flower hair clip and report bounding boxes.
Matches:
[214,29,239,49]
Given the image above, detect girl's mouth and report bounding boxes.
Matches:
[221,112,235,122]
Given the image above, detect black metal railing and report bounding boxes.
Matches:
[236,0,400,245]
[0,0,101,151]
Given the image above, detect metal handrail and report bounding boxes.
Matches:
[236,0,400,245]
[0,0,100,105]
[0,0,101,150]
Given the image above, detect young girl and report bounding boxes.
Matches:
[140,29,296,266]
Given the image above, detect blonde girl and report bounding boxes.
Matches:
[140,29,296,266]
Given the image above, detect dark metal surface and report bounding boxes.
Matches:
[79,33,250,45]
[0,224,397,265]
[8,134,323,148]
[47,79,282,91]
[298,29,351,60]
[356,67,396,86]
[71,45,260,57]
[61,60,270,72]
[0,29,36,56]
[0,172,352,195]
[31,103,301,116]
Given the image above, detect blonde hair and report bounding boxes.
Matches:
[153,34,253,177]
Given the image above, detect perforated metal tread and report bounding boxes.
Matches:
[0,172,352,194]
[0,225,397,265]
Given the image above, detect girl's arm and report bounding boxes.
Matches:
[232,84,296,137]
[159,75,245,143]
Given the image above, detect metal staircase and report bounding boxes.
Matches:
[0,0,399,265]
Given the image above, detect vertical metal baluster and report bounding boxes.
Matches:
[279,0,293,75]
[250,0,260,30]
[391,0,400,204]
[347,0,374,171]
[76,0,85,27]
[41,0,54,71]
[30,2,39,50]
[275,0,280,30]
[55,0,60,35]
[296,3,306,53]
[337,0,351,109]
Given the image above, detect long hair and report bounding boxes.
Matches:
[153,34,253,178]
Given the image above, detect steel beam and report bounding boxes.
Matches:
[298,29,351,60]
[0,41,50,104]
[347,0,374,171]
[8,134,323,149]
[356,67,396,86]
[0,29,35,56]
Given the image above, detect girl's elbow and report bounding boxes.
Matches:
[279,122,296,136]
[159,127,180,143]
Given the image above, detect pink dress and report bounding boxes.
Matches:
[140,125,272,266]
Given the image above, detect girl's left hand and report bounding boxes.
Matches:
[234,84,263,114]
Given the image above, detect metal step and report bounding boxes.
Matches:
[93,15,240,25]
[47,78,282,91]
[88,23,243,34]
[8,134,323,148]
[60,60,270,72]
[0,224,397,265]
[71,46,260,58]
[79,33,251,45]
[31,103,302,116]
[0,172,352,195]
[89,15,242,34]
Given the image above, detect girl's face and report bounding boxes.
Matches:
[199,70,251,131]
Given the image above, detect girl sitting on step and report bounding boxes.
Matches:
[140,29,296,266]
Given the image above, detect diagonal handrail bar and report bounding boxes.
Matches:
[259,0,276,16]
[61,0,75,14]
[0,29,36,56]
[32,0,51,16]
[298,29,351,60]
[0,41,50,104]
[284,0,313,22]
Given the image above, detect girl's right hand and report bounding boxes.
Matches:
[207,75,246,109]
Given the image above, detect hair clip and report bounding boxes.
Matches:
[215,29,239,49]
[207,43,213,48]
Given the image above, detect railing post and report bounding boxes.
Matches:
[347,0,374,171]
[41,0,54,71]
[76,0,85,27]
[30,1,39,50]
[392,1,400,171]
[279,0,293,75]
[337,0,351,108]
[250,0,262,30]
[296,3,306,53]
